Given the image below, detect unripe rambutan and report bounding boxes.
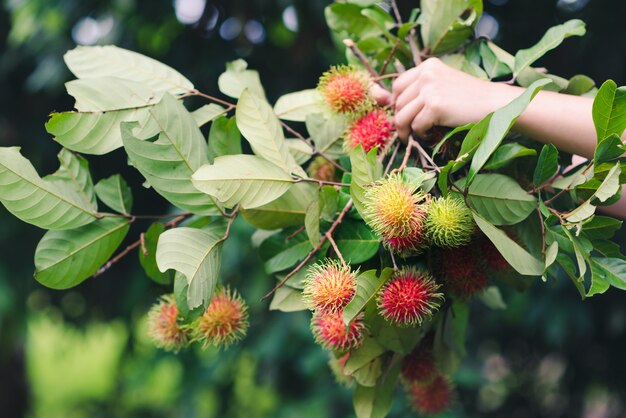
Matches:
[318,65,371,114]
[146,294,188,352]
[328,353,353,386]
[425,195,474,248]
[479,235,510,271]
[302,259,357,314]
[345,109,395,153]
[364,173,428,254]
[377,268,443,327]
[439,246,488,298]
[311,311,365,351]
[191,287,249,349]
[408,374,454,415]
[401,339,437,384]
[306,156,338,183]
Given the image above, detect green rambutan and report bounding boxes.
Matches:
[302,259,357,314]
[363,173,428,254]
[311,311,365,352]
[377,268,443,327]
[439,246,488,298]
[425,195,474,248]
[408,374,455,415]
[345,109,395,153]
[317,65,372,114]
[190,287,249,349]
[146,294,188,352]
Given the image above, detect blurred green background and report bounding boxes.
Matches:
[1,1,626,417]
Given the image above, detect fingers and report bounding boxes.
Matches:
[391,66,422,103]
[394,97,424,141]
[370,84,391,106]
[395,80,423,113]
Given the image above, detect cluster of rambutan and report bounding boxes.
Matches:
[401,337,456,416]
[146,287,249,352]
[317,65,395,153]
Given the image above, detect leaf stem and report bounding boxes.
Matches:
[292,175,350,188]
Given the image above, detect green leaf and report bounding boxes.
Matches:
[468,79,550,186]
[139,222,172,285]
[192,104,226,127]
[442,54,488,80]
[260,229,313,274]
[269,286,307,312]
[95,175,133,215]
[334,219,380,264]
[533,143,559,185]
[566,162,621,222]
[274,89,324,122]
[483,142,537,170]
[454,174,536,225]
[343,268,393,325]
[473,212,544,275]
[218,59,265,99]
[207,116,242,162]
[479,286,507,310]
[0,147,98,230]
[46,108,151,155]
[306,113,347,159]
[241,182,316,230]
[121,94,220,215]
[305,199,321,246]
[156,225,225,309]
[352,360,400,418]
[66,77,160,112]
[46,148,97,210]
[419,0,482,54]
[434,302,468,375]
[34,217,129,289]
[286,139,313,165]
[594,134,625,165]
[344,337,386,375]
[480,42,511,79]
[403,167,437,193]
[513,20,586,78]
[563,74,596,96]
[325,3,383,39]
[64,45,194,95]
[589,257,626,293]
[236,89,303,176]
[192,155,294,209]
[582,216,623,240]
[350,145,383,219]
[592,80,626,141]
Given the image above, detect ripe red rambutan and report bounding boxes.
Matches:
[318,65,371,114]
[303,259,357,314]
[479,235,510,271]
[146,294,188,352]
[191,287,249,349]
[311,311,365,351]
[439,246,489,298]
[377,268,444,327]
[345,109,395,153]
[408,374,454,415]
[401,339,437,384]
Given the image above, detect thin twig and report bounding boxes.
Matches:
[380,41,400,75]
[343,39,384,87]
[411,136,440,172]
[287,226,306,240]
[384,142,401,175]
[190,89,236,108]
[374,73,400,81]
[326,232,346,267]
[293,176,350,188]
[261,199,354,301]
[140,233,148,256]
[537,205,546,256]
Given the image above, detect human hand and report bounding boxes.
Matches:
[373,58,517,141]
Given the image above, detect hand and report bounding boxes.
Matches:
[373,58,516,141]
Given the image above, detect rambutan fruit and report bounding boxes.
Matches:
[377,268,443,327]
[302,259,357,314]
[479,235,510,271]
[328,353,353,386]
[318,65,372,114]
[345,109,395,153]
[408,374,454,415]
[311,311,365,352]
[425,195,474,248]
[439,246,488,298]
[306,156,338,183]
[146,294,188,352]
[191,287,249,349]
[364,173,428,254]
[401,339,437,384]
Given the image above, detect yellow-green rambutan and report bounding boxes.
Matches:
[302,259,357,314]
[317,65,372,114]
[425,195,474,248]
[146,294,188,352]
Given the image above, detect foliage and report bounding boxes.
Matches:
[1,0,626,416]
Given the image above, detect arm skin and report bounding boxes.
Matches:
[372,58,626,219]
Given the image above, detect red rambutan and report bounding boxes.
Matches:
[311,311,365,351]
[303,259,357,314]
[408,374,454,415]
[146,294,188,352]
[318,65,371,114]
[401,339,437,384]
[191,287,249,349]
[439,246,488,298]
[345,109,395,153]
[377,268,443,327]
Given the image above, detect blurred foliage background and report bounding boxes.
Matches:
[1,0,626,417]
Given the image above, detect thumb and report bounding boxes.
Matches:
[370,84,392,106]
